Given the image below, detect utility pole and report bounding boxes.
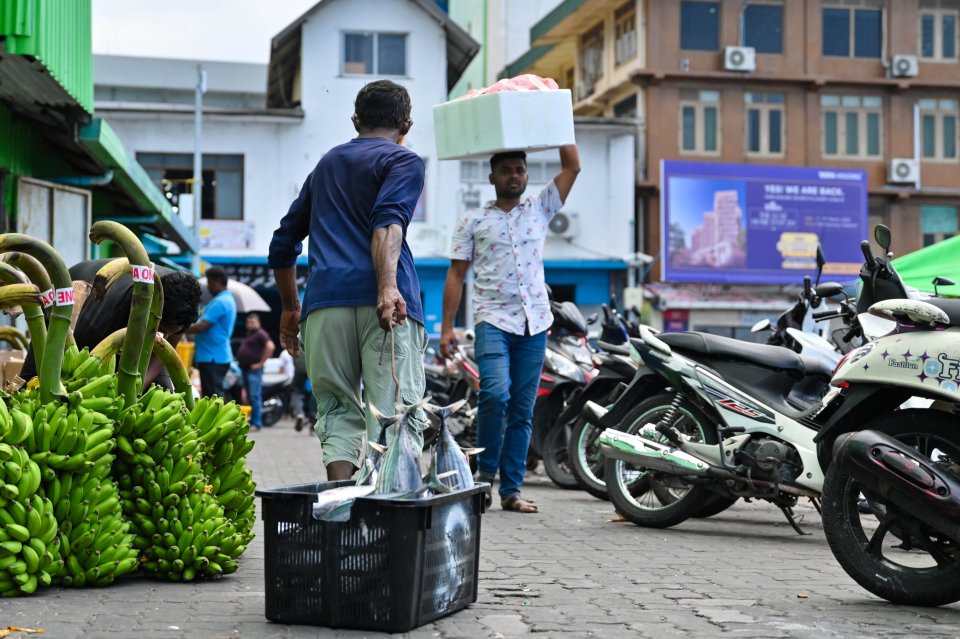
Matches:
[192,65,207,273]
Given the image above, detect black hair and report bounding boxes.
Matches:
[490,151,527,172]
[160,271,201,330]
[354,80,412,131]
[205,266,228,287]
[246,312,260,322]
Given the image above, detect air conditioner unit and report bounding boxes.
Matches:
[548,211,579,239]
[888,158,920,186]
[723,46,756,72]
[891,54,919,78]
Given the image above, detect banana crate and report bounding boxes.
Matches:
[255,480,488,632]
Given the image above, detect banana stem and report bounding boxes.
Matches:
[92,257,129,301]
[0,252,53,300]
[91,328,195,410]
[91,259,162,383]
[0,262,46,362]
[88,222,152,405]
[0,236,71,402]
[0,326,28,350]
[91,328,126,360]
[138,273,165,383]
[152,334,194,410]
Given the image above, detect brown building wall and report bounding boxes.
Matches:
[636,0,960,269]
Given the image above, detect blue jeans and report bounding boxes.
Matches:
[242,368,264,427]
[474,322,547,499]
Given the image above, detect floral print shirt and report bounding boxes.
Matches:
[449,181,563,336]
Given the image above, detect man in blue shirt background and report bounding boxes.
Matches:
[187,266,238,398]
[269,79,428,481]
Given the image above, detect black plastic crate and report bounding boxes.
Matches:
[255,480,488,632]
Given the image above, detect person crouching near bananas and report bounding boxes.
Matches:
[19,259,202,391]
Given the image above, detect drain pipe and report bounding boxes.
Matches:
[45,170,114,187]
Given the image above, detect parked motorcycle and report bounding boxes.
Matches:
[817,226,960,607]
[564,301,640,499]
[589,225,948,536]
[528,296,597,488]
[572,260,844,503]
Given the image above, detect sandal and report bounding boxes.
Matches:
[501,495,538,514]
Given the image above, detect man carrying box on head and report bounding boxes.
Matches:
[268,80,429,481]
[439,144,580,513]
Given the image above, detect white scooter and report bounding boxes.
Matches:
[588,225,953,534]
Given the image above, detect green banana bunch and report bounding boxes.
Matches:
[0,489,62,596]
[191,396,257,544]
[0,443,42,506]
[43,449,138,589]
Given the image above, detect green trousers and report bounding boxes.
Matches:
[301,306,428,466]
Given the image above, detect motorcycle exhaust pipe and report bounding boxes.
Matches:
[598,428,711,476]
[832,430,960,542]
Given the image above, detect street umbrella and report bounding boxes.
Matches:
[199,277,272,313]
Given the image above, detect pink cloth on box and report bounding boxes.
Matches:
[465,74,559,98]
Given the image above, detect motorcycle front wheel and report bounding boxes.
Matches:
[542,422,580,489]
[604,391,715,529]
[821,410,960,607]
[568,416,611,500]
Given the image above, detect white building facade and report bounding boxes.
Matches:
[94,0,635,335]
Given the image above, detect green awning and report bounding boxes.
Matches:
[79,119,198,254]
[892,235,960,295]
[501,45,555,79]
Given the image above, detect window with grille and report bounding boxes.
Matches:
[743,2,784,54]
[579,24,604,99]
[920,98,958,161]
[615,3,637,65]
[821,94,883,159]
[921,205,958,246]
[680,1,720,51]
[821,3,883,58]
[680,90,721,155]
[342,32,407,76]
[745,93,784,156]
[920,1,959,61]
[138,153,244,220]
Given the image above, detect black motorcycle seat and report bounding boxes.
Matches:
[925,299,960,326]
[658,332,805,374]
[799,354,834,379]
[597,341,631,356]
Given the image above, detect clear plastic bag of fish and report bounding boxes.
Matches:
[312,485,375,521]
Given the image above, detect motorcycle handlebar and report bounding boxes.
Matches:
[812,310,838,320]
[841,325,860,343]
[860,240,875,268]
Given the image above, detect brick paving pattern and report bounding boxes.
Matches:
[3,419,958,638]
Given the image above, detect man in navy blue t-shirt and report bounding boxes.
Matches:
[269,80,428,480]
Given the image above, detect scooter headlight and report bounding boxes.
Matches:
[545,350,584,382]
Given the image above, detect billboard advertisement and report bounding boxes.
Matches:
[661,161,868,284]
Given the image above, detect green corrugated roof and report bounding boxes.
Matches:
[530,0,585,45]
[0,0,94,113]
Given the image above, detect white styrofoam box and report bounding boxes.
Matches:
[433,89,575,161]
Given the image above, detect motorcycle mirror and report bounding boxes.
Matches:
[751,318,772,333]
[815,245,825,285]
[815,282,845,298]
[875,224,892,251]
[933,276,956,297]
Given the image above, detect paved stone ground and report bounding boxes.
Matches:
[3,418,959,638]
